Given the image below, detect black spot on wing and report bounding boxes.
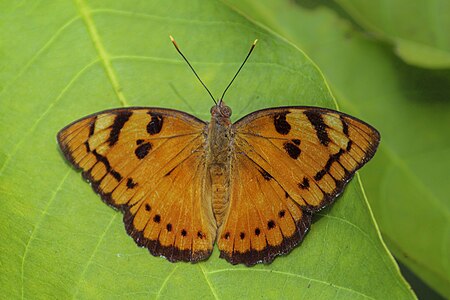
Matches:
[304,110,330,146]
[283,142,301,159]
[135,142,152,159]
[92,150,122,181]
[89,116,97,136]
[164,166,177,177]
[108,111,132,146]
[147,112,163,135]
[324,149,344,173]
[314,149,345,181]
[340,115,349,136]
[258,169,273,180]
[127,178,137,189]
[110,169,122,181]
[93,150,111,172]
[346,140,353,151]
[314,170,327,181]
[273,112,291,135]
[153,214,161,223]
[298,177,310,189]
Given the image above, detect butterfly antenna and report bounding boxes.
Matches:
[219,39,258,105]
[169,35,217,105]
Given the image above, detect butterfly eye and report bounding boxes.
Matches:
[220,106,232,117]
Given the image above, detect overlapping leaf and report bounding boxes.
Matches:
[335,0,450,69]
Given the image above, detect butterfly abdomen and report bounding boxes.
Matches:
[206,110,233,227]
[209,164,229,226]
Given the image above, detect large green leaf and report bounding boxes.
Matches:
[335,0,450,69]
[0,0,413,299]
[224,0,450,297]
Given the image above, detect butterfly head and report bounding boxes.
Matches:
[210,101,232,119]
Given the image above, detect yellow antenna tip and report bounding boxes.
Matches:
[169,35,179,49]
[253,39,258,45]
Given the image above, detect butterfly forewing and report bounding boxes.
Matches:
[233,107,380,212]
[57,108,216,262]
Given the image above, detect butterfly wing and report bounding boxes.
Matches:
[217,153,312,265]
[57,108,216,262]
[217,106,379,265]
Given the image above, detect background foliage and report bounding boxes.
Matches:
[0,0,448,299]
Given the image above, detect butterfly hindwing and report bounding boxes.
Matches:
[217,154,312,266]
[216,106,379,264]
[57,107,216,262]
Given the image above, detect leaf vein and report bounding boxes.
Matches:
[207,268,375,299]
[199,264,219,300]
[0,59,99,176]
[155,265,179,300]
[90,8,260,30]
[74,0,128,107]
[0,16,80,98]
[20,170,71,300]
[73,213,118,298]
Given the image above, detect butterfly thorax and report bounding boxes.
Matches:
[206,103,233,227]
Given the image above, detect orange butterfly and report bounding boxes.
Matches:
[57,37,380,266]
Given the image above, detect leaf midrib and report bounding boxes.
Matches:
[74,0,129,107]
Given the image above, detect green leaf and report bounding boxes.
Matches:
[223,0,450,297]
[0,0,413,299]
[335,0,450,69]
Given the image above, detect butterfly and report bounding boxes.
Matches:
[57,36,380,266]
